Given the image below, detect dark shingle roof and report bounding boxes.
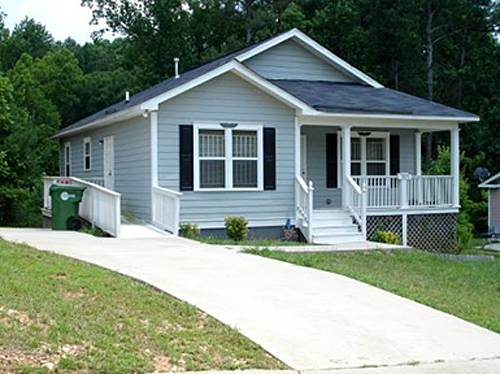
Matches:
[57,35,281,135]
[270,80,477,119]
[57,33,478,137]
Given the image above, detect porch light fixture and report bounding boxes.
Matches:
[358,131,372,137]
[220,122,238,129]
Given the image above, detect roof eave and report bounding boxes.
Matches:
[50,106,143,139]
[300,109,480,123]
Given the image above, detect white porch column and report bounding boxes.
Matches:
[295,117,301,222]
[415,131,422,176]
[451,127,460,207]
[150,110,158,188]
[342,125,352,207]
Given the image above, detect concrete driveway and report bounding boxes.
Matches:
[1,228,499,372]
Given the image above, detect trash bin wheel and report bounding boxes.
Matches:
[67,217,83,231]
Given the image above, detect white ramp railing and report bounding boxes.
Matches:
[43,177,121,237]
[152,186,182,235]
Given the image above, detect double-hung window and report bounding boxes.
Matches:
[194,123,263,191]
[64,142,71,177]
[83,137,92,171]
[338,132,390,185]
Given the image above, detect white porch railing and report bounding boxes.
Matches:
[408,175,453,207]
[352,174,453,209]
[43,177,121,237]
[295,176,314,242]
[345,177,367,238]
[152,186,182,235]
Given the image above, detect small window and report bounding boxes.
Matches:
[199,130,225,189]
[64,142,71,177]
[83,137,92,171]
[232,130,258,188]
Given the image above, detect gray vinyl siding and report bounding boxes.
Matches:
[59,116,152,220]
[490,189,500,228]
[302,126,417,209]
[245,40,353,82]
[157,72,296,229]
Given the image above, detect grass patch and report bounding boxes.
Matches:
[245,249,500,334]
[195,237,311,247]
[0,239,284,373]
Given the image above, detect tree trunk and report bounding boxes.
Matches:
[425,0,435,161]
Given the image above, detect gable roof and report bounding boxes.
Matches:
[53,29,479,139]
[479,172,500,188]
[271,80,478,119]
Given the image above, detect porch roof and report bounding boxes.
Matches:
[270,80,478,120]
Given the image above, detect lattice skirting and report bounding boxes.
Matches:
[407,213,457,252]
[367,213,458,252]
[367,215,403,241]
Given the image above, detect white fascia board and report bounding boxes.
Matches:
[51,106,143,139]
[479,172,500,188]
[236,28,384,88]
[140,60,313,112]
[300,109,479,123]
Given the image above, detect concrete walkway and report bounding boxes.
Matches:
[1,229,499,372]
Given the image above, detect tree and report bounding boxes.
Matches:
[2,17,54,70]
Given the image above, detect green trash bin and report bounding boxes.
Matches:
[49,185,86,231]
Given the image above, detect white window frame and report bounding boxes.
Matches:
[83,137,92,171]
[64,142,71,177]
[193,122,264,191]
[337,131,390,187]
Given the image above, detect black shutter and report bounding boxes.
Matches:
[179,125,194,191]
[263,128,276,190]
[390,135,400,175]
[326,134,338,188]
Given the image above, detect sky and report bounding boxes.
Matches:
[1,0,112,43]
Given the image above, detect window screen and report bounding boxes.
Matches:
[233,130,258,188]
[199,130,225,188]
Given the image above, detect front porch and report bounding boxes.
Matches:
[295,118,460,247]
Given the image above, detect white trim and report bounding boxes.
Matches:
[64,142,71,177]
[236,28,384,88]
[83,137,92,171]
[488,190,491,227]
[415,131,422,176]
[140,60,313,113]
[367,207,459,216]
[51,107,143,139]
[300,112,479,123]
[150,111,158,188]
[450,128,460,207]
[193,122,264,192]
[479,171,500,188]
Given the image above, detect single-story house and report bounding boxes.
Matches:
[479,172,500,230]
[45,29,479,248]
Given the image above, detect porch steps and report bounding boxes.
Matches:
[312,209,365,245]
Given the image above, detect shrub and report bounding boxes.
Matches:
[180,223,200,239]
[373,231,402,245]
[225,217,249,242]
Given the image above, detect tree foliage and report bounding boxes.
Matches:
[0,1,499,232]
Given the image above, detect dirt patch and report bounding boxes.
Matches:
[0,306,32,325]
[62,290,87,299]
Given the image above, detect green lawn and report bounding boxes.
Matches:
[0,239,284,374]
[246,249,500,334]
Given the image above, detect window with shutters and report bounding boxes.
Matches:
[64,142,71,177]
[338,132,390,186]
[194,123,263,191]
[83,137,92,171]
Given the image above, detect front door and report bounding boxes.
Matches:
[301,135,307,180]
[103,136,115,190]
